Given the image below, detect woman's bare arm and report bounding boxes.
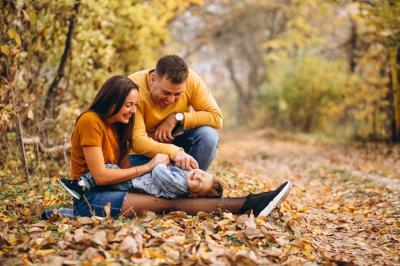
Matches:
[83,146,154,185]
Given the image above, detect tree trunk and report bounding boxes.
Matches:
[348,19,357,73]
[389,47,400,142]
[44,0,80,117]
[12,88,29,182]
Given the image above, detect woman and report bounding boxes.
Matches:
[71,75,292,218]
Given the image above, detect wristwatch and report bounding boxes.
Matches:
[175,112,184,124]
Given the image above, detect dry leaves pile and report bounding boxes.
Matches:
[0,129,399,265]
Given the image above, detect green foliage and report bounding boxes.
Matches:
[258,0,398,140]
[0,0,196,178]
[260,56,350,134]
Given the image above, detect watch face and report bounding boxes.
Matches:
[175,112,184,121]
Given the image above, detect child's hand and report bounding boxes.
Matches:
[149,153,170,168]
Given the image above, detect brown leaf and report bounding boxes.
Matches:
[262,247,283,258]
[245,213,257,229]
[112,228,129,242]
[162,243,180,261]
[244,228,264,239]
[73,228,84,242]
[80,247,101,260]
[30,221,47,228]
[28,227,44,233]
[77,217,93,225]
[234,254,257,266]
[119,236,139,253]
[42,255,64,266]
[282,256,306,266]
[165,211,188,219]
[146,228,163,239]
[91,231,107,248]
[104,202,111,220]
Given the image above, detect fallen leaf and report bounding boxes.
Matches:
[35,249,56,256]
[244,228,264,239]
[73,228,84,242]
[77,217,93,225]
[245,213,257,229]
[119,236,139,253]
[91,231,107,248]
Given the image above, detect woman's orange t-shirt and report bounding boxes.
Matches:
[70,112,120,179]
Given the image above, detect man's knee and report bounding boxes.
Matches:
[194,126,219,149]
[128,154,151,166]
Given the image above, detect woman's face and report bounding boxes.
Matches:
[108,89,139,124]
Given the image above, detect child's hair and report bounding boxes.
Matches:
[203,177,223,198]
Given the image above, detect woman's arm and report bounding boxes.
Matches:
[83,146,168,185]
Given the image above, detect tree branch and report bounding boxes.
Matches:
[22,137,71,153]
[44,0,80,116]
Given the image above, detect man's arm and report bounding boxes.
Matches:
[132,109,182,159]
[183,70,223,129]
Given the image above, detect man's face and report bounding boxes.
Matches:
[187,169,214,196]
[150,73,185,108]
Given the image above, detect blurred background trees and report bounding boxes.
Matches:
[1,0,399,179]
[172,0,399,141]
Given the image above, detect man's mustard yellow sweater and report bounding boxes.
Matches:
[128,69,223,159]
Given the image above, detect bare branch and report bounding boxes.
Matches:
[22,137,71,153]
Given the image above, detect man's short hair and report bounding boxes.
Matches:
[155,55,189,84]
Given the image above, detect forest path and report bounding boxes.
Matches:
[213,128,400,265]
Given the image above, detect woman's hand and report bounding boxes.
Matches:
[147,153,170,169]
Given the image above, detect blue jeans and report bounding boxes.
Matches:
[129,126,218,170]
[74,190,126,218]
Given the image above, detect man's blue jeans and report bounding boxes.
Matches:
[128,126,218,170]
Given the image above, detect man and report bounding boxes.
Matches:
[128,55,223,171]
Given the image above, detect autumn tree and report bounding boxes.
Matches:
[359,0,400,142]
[0,0,197,178]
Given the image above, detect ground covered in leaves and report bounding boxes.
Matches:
[0,129,399,265]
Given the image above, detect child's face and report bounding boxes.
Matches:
[187,169,213,196]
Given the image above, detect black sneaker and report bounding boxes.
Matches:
[59,178,83,200]
[240,181,292,217]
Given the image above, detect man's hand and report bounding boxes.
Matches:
[154,114,177,143]
[173,150,199,170]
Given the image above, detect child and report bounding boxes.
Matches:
[60,163,223,200]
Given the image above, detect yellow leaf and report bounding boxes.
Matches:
[7,234,17,245]
[328,204,340,213]
[1,45,10,56]
[314,227,323,234]
[303,243,315,259]
[35,249,56,256]
[304,243,313,252]
[7,29,21,47]
[143,248,165,259]
[298,206,308,212]
[7,29,15,38]
[160,220,174,228]
[14,32,22,47]
[16,196,23,204]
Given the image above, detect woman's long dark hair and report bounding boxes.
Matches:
[81,75,138,163]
